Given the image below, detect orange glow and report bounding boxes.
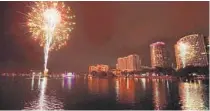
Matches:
[115,78,135,104]
[88,78,109,94]
[152,79,167,110]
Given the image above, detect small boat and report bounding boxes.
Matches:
[64,72,74,77]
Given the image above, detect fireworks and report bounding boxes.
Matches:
[179,43,188,68]
[178,42,195,68]
[27,1,76,72]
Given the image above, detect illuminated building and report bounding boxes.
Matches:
[175,34,208,69]
[127,54,141,71]
[111,69,121,76]
[117,57,124,71]
[117,54,141,71]
[122,57,128,71]
[150,42,170,68]
[89,66,97,73]
[89,64,109,73]
[98,64,109,72]
[116,63,119,70]
[203,36,209,62]
[117,57,127,71]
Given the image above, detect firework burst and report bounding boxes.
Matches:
[178,42,196,68]
[26,1,76,73]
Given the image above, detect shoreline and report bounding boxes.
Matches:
[0,74,209,80]
[89,75,209,80]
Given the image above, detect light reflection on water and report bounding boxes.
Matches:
[31,75,34,90]
[62,77,73,90]
[24,76,64,110]
[152,79,168,110]
[38,77,47,110]
[1,75,206,110]
[141,78,146,90]
[114,78,135,104]
[178,80,209,110]
[88,77,109,95]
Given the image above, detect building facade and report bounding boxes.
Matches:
[117,58,124,71]
[89,64,109,73]
[127,54,141,71]
[175,34,208,69]
[117,54,141,71]
[122,57,128,71]
[203,36,209,62]
[116,63,119,70]
[150,42,170,68]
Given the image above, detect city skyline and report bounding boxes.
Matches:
[175,34,208,69]
[0,1,208,111]
[0,1,208,72]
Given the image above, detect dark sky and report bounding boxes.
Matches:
[0,1,209,72]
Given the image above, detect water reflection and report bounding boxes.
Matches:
[62,77,73,90]
[140,78,146,90]
[24,77,63,110]
[152,79,168,110]
[115,78,135,104]
[88,77,109,94]
[88,77,99,94]
[179,80,209,110]
[18,76,209,110]
[39,77,47,110]
[38,76,41,88]
[31,75,35,90]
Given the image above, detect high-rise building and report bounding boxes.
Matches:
[116,63,119,70]
[117,54,141,71]
[175,34,208,69]
[127,54,141,71]
[122,57,128,71]
[150,42,170,68]
[117,57,124,70]
[203,36,209,62]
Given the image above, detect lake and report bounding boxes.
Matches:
[0,75,208,110]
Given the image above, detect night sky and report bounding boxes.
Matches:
[0,1,208,72]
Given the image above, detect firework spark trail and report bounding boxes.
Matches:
[178,42,196,68]
[43,8,60,72]
[44,30,53,72]
[179,43,188,68]
[26,1,76,73]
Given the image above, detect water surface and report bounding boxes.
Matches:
[0,76,208,110]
